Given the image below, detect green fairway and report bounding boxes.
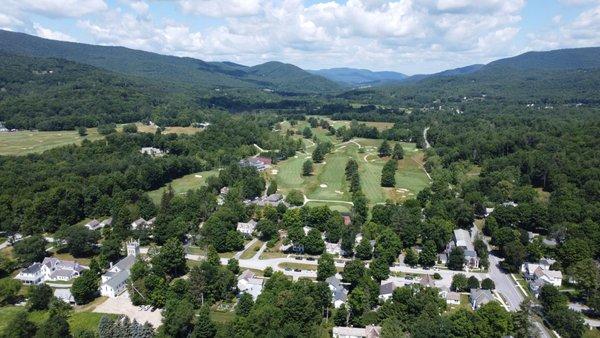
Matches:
[148,169,219,204]
[0,129,105,156]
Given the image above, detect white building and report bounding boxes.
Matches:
[140,147,164,157]
[236,220,258,237]
[332,325,382,338]
[237,269,263,300]
[85,218,112,231]
[15,258,88,285]
[100,241,139,298]
[326,242,343,256]
[522,258,562,288]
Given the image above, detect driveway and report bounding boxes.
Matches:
[94,292,162,328]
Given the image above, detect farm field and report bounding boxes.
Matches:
[269,120,430,209]
[0,128,104,155]
[148,169,219,204]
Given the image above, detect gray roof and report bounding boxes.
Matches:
[470,288,495,307]
[265,194,283,202]
[379,282,397,296]
[464,250,478,258]
[327,276,348,302]
[105,268,130,289]
[21,262,42,274]
[110,255,136,272]
[53,288,74,303]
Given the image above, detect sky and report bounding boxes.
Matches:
[1,0,599,74]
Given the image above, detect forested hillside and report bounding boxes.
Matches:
[0,30,339,93]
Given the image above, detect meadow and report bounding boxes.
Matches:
[0,123,202,156]
[147,169,219,204]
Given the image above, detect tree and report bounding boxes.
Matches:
[481,278,495,290]
[317,253,336,281]
[404,248,419,267]
[380,159,397,187]
[285,189,304,206]
[451,273,468,292]
[161,298,195,338]
[77,126,87,137]
[342,260,366,288]
[312,145,325,163]
[447,247,465,271]
[0,278,21,305]
[467,276,480,289]
[236,293,254,317]
[206,245,220,267]
[539,284,567,311]
[302,229,325,255]
[151,238,188,278]
[378,140,391,157]
[55,224,100,257]
[71,270,99,305]
[190,305,216,338]
[227,258,240,274]
[302,126,312,138]
[266,181,278,195]
[546,307,586,338]
[302,160,313,176]
[513,299,535,338]
[3,312,37,337]
[122,124,137,133]
[391,143,404,160]
[333,305,349,326]
[28,284,54,311]
[13,235,47,265]
[355,238,372,260]
[264,266,273,277]
[501,240,526,272]
[35,312,71,338]
[369,257,390,282]
[419,240,437,268]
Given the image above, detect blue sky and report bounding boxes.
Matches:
[1,0,599,74]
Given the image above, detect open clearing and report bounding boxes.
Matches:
[148,169,219,204]
[0,128,104,156]
[0,123,202,156]
[270,120,430,209]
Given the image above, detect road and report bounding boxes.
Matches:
[488,253,524,311]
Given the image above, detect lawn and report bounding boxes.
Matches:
[240,240,264,260]
[133,123,201,135]
[0,306,112,336]
[148,170,219,204]
[0,128,105,156]
[278,262,318,271]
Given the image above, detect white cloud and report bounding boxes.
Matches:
[178,0,263,17]
[13,0,107,18]
[129,1,149,15]
[33,23,76,42]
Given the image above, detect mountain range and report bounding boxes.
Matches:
[308,68,407,86]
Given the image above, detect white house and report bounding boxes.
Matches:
[84,219,101,231]
[332,325,382,338]
[100,241,139,298]
[237,269,263,300]
[522,258,562,288]
[140,147,164,157]
[444,229,479,269]
[470,288,495,310]
[379,281,402,301]
[236,220,258,237]
[327,276,348,308]
[15,258,88,285]
[439,286,461,305]
[326,242,343,256]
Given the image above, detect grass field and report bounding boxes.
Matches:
[0,129,105,155]
[0,123,202,156]
[148,170,219,204]
[240,240,264,259]
[268,125,430,208]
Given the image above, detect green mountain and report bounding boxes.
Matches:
[344,47,600,105]
[0,29,339,93]
[0,52,165,130]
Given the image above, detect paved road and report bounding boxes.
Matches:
[488,254,524,311]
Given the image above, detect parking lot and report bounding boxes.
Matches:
[94,292,162,328]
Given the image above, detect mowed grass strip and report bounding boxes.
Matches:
[0,129,104,156]
[148,170,219,204]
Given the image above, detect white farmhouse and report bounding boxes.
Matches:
[15,258,88,285]
[100,241,139,298]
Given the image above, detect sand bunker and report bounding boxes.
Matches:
[294,156,298,158]
[271,170,279,175]
[194,175,202,178]
[320,184,328,188]
[396,188,409,193]
[335,190,343,195]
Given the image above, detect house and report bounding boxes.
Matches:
[470,288,495,310]
[419,275,436,288]
[237,270,263,300]
[522,259,563,289]
[237,220,258,237]
[140,147,164,157]
[445,229,479,269]
[131,218,146,230]
[100,241,139,298]
[534,268,563,287]
[327,276,348,308]
[220,187,229,196]
[147,217,156,227]
[326,242,343,256]
[15,258,88,285]
[342,215,352,226]
[240,157,271,171]
[332,325,382,338]
[257,193,284,207]
[84,219,101,231]
[379,281,401,301]
[484,208,494,218]
[100,218,112,228]
[54,288,75,304]
[439,286,460,305]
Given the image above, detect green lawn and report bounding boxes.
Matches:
[0,306,112,336]
[0,129,105,156]
[240,240,264,260]
[148,170,219,204]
